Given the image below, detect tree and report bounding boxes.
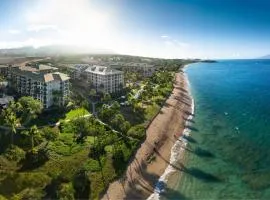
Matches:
[41,127,59,146]
[110,114,125,130]
[22,125,40,150]
[120,121,131,134]
[4,145,26,162]
[80,100,89,110]
[72,118,91,143]
[2,107,19,145]
[101,93,111,103]
[18,96,43,125]
[98,105,114,123]
[111,101,120,111]
[89,89,97,101]
[73,170,91,199]
[57,183,75,200]
[127,124,145,140]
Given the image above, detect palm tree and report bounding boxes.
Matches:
[41,127,58,148]
[3,108,18,145]
[89,89,97,101]
[23,125,40,150]
[18,96,43,125]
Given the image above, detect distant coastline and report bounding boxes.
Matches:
[200,59,217,63]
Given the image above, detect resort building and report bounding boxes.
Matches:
[126,63,156,77]
[85,65,124,93]
[9,66,70,108]
[109,62,156,77]
[0,65,10,77]
[62,64,90,80]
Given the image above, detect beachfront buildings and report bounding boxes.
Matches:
[62,64,90,80]
[109,62,156,77]
[9,66,70,108]
[125,63,156,77]
[85,65,124,93]
[0,65,10,77]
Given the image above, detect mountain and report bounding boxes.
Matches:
[0,45,115,57]
[258,55,270,59]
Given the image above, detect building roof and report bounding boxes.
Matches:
[85,65,123,75]
[0,65,8,68]
[11,67,70,83]
[44,73,54,82]
[0,96,14,105]
[38,64,58,71]
[52,72,70,81]
[109,62,155,68]
[19,66,38,72]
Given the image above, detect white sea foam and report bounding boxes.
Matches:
[147,73,195,200]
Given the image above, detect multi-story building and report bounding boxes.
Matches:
[85,65,124,93]
[109,62,156,77]
[127,63,156,77]
[62,64,90,80]
[9,66,70,108]
[0,65,10,77]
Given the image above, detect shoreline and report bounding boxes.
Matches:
[147,72,194,199]
[103,69,193,200]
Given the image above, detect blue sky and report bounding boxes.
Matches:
[0,0,270,59]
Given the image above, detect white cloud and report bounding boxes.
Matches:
[161,35,169,38]
[23,0,113,49]
[173,40,190,48]
[8,29,21,34]
[163,37,190,49]
[27,24,59,32]
[0,38,59,49]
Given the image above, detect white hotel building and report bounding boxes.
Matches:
[10,66,70,108]
[85,65,124,94]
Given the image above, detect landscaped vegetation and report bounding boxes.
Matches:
[0,56,194,199]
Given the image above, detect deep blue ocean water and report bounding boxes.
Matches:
[170,60,270,199]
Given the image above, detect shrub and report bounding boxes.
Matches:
[11,188,44,200]
[127,124,145,140]
[73,170,91,199]
[57,183,75,200]
[3,145,26,163]
[0,172,50,196]
[0,195,7,200]
[83,159,101,172]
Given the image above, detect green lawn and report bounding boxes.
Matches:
[48,133,95,156]
[144,103,160,121]
[65,108,90,120]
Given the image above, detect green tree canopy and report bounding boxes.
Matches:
[18,96,43,125]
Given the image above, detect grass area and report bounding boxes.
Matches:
[0,172,51,198]
[144,103,160,121]
[47,134,94,156]
[65,108,90,120]
[28,107,90,127]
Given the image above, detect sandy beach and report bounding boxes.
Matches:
[103,71,193,200]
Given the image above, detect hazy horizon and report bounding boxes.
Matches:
[0,0,270,59]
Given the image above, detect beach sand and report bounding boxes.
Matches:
[103,71,192,200]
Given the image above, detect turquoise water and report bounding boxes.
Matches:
[171,60,270,199]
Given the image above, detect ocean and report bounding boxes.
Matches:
[166,60,270,199]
